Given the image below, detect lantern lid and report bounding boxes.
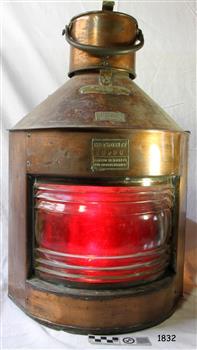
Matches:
[11,73,184,132]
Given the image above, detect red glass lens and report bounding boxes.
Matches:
[34,182,173,284]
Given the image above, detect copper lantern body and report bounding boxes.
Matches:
[9,2,189,334]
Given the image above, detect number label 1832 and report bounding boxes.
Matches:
[158,335,176,342]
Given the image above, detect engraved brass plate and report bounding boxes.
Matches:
[91,139,129,171]
[79,85,131,95]
[95,111,126,123]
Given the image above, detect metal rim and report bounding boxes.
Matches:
[67,10,138,26]
[68,66,136,79]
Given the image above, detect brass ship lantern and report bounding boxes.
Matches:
[9,1,189,334]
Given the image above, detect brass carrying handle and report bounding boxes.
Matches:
[62,25,144,56]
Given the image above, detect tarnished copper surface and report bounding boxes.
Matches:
[25,130,186,177]
[65,10,139,77]
[8,132,27,308]
[12,72,183,131]
[175,135,189,296]
[69,50,136,78]
[24,276,176,334]
[70,11,138,46]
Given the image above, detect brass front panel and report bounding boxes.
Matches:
[91,138,130,171]
[26,129,186,176]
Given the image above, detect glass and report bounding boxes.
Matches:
[34,178,174,284]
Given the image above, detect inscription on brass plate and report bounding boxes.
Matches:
[91,139,129,171]
[79,85,131,95]
[95,111,126,122]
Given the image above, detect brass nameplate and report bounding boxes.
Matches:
[79,85,131,95]
[95,111,126,123]
[91,139,129,171]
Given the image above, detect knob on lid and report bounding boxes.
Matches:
[63,1,144,78]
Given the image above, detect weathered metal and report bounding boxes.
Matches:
[12,72,182,131]
[9,1,189,334]
[63,8,142,78]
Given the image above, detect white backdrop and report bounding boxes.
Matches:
[1,1,196,349]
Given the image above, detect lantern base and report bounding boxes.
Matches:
[25,307,176,335]
[9,274,180,334]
